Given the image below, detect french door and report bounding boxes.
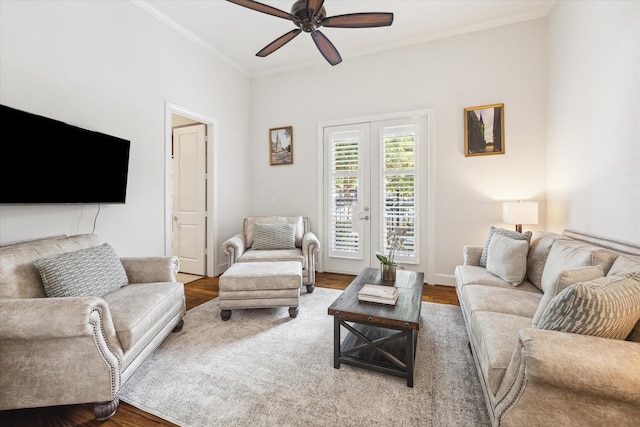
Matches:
[323,116,425,275]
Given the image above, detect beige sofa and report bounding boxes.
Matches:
[222,216,320,293]
[455,229,640,427]
[0,234,186,420]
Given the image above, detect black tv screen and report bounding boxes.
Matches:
[0,104,130,204]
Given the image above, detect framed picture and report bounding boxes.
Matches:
[464,103,505,156]
[269,126,293,165]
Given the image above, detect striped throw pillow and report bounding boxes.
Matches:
[537,272,640,339]
[251,223,296,250]
[531,265,603,327]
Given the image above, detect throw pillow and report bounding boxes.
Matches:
[607,254,640,277]
[480,226,532,268]
[526,231,569,291]
[486,232,530,286]
[251,223,296,250]
[531,265,604,327]
[539,240,594,293]
[35,243,128,298]
[536,272,640,339]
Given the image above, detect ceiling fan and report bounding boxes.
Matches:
[226,0,394,66]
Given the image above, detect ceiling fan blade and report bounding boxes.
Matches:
[310,30,342,66]
[306,0,325,18]
[322,12,394,28]
[256,29,302,57]
[226,0,295,22]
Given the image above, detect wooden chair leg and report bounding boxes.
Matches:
[172,319,184,332]
[94,397,119,421]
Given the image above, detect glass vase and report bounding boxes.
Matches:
[381,263,397,282]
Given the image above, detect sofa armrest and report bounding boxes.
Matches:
[0,297,123,409]
[222,233,247,267]
[120,256,179,283]
[496,328,640,421]
[463,245,483,266]
[302,231,320,259]
[302,231,320,284]
[0,298,121,352]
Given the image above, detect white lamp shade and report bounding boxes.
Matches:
[503,201,538,225]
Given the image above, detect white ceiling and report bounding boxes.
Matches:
[136,0,555,78]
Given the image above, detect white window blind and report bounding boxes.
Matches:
[381,124,417,262]
[330,131,360,254]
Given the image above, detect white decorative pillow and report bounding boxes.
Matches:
[486,232,530,286]
[531,265,604,327]
[540,241,594,293]
[251,223,296,250]
[35,243,128,298]
[480,226,532,268]
[537,272,640,339]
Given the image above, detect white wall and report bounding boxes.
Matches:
[546,1,640,244]
[250,20,548,285]
[0,1,252,268]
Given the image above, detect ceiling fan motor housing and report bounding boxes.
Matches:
[291,0,326,32]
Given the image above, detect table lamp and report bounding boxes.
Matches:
[503,201,538,233]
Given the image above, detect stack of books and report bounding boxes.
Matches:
[358,284,399,305]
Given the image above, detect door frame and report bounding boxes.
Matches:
[316,109,435,284]
[164,101,219,277]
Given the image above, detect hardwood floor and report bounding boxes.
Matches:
[0,272,458,427]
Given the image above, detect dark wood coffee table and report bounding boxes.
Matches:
[327,267,424,387]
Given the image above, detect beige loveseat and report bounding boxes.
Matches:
[455,229,640,426]
[0,234,186,420]
[222,216,320,293]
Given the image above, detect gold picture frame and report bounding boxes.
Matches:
[464,103,505,156]
[269,126,293,165]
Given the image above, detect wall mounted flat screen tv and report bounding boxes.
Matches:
[0,104,130,204]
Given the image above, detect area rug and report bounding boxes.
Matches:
[119,287,490,427]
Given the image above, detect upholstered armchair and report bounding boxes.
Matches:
[0,234,186,421]
[222,216,320,293]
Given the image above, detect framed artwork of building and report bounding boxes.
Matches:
[269,126,293,165]
[464,104,504,156]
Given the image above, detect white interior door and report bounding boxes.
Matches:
[172,124,207,275]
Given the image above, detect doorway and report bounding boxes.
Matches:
[319,110,434,280]
[172,122,207,275]
[165,102,218,278]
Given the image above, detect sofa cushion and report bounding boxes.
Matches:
[238,248,305,265]
[103,281,185,351]
[486,233,529,286]
[607,254,640,276]
[480,226,532,268]
[455,265,541,294]
[531,265,604,327]
[0,234,100,299]
[251,223,296,250]
[460,285,542,319]
[469,311,533,395]
[526,231,569,291]
[537,272,640,340]
[540,241,594,295]
[34,243,128,298]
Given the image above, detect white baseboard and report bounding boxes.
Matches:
[434,273,455,287]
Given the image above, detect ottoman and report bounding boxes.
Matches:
[218,261,302,320]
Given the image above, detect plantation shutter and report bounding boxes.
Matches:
[380,124,418,263]
[328,128,364,259]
